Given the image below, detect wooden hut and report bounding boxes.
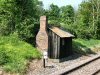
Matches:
[48,27,74,59]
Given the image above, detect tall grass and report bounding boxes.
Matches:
[74,39,100,47]
[0,35,41,74]
[73,39,100,54]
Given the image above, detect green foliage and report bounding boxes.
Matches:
[60,5,74,24]
[44,4,60,25]
[44,4,75,35]
[44,0,100,40]
[49,4,60,19]
[0,1,42,73]
[59,5,75,35]
[74,39,100,47]
[0,0,15,35]
[73,39,100,54]
[0,0,44,41]
[0,35,41,73]
[74,0,100,39]
[74,1,93,39]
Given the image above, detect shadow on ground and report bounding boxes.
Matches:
[59,41,97,62]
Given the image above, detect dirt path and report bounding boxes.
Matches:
[26,53,97,75]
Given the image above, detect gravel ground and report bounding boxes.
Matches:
[92,69,100,75]
[67,58,100,75]
[26,53,99,75]
[95,72,100,75]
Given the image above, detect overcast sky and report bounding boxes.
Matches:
[39,0,83,10]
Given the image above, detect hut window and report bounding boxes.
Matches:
[62,39,65,45]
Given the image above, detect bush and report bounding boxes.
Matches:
[0,35,41,73]
[0,47,8,65]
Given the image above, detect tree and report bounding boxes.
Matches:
[75,1,92,39]
[44,4,60,26]
[89,0,100,39]
[60,5,75,35]
[60,5,74,24]
[0,0,44,41]
[75,0,100,39]
[0,0,16,35]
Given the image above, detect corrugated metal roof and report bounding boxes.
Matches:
[49,27,74,38]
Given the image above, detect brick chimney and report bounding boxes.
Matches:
[36,16,48,51]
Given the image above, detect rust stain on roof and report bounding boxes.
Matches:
[49,27,74,38]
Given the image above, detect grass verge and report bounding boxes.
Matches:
[73,39,100,55]
[0,35,41,74]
